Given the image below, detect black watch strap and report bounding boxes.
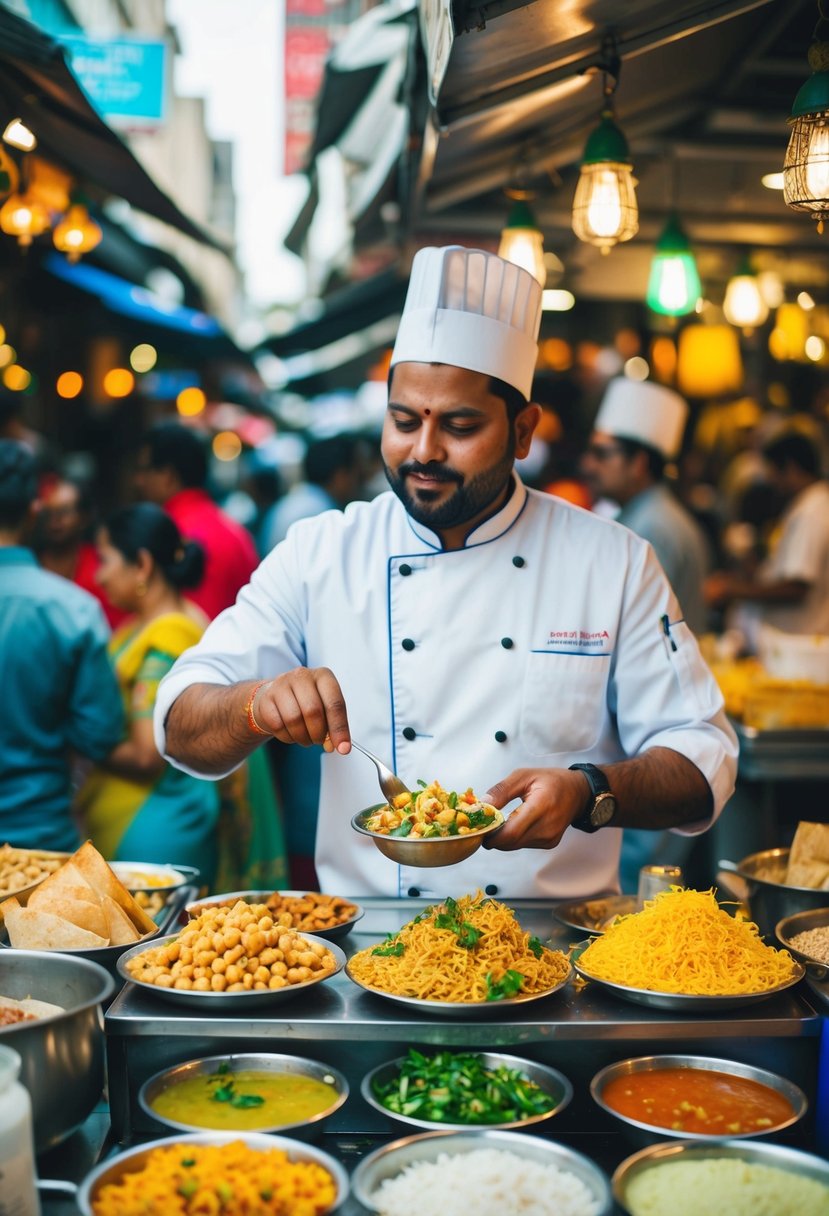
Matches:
[568,763,617,833]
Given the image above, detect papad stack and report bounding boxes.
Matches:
[0,841,157,950]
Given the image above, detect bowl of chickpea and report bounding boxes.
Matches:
[116,899,345,1009]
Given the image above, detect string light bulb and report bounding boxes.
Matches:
[0,192,50,245]
[723,259,769,331]
[53,202,102,262]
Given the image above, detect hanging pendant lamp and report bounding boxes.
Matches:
[783,4,829,232]
[498,192,547,285]
[646,213,702,317]
[572,57,638,254]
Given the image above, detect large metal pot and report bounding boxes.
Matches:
[0,949,114,1153]
[719,847,829,939]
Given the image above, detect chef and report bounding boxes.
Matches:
[155,246,737,898]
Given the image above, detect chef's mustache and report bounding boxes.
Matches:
[400,462,462,484]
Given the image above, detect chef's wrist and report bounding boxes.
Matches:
[244,680,272,737]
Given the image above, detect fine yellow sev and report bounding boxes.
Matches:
[347,891,570,1003]
[578,887,799,995]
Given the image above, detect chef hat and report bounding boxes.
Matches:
[390,246,543,399]
[594,378,689,459]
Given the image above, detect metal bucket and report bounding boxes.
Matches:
[718,847,829,939]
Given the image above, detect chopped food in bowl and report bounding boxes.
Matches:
[364,779,500,838]
[363,1048,571,1132]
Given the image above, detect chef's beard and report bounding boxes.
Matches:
[384,442,515,532]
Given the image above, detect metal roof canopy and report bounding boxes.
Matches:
[412,0,829,293]
[0,4,230,253]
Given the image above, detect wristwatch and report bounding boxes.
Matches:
[568,763,618,833]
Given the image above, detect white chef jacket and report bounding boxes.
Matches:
[155,477,737,899]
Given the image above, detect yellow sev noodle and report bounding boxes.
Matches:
[347,891,570,1002]
[578,887,798,995]
[91,1141,337,1216]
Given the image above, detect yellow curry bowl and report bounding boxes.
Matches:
[351,804,504,868]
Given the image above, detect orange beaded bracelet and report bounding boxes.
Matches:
[244,680,271,737]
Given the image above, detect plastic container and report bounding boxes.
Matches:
[0,1044,40,1216]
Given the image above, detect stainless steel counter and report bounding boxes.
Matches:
[732,720,829,782]
[105,899,823,1148]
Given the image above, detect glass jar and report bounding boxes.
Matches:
[0,1044,40,1216]
[637,863,683,908]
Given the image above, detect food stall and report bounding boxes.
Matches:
[16,879,827,1214]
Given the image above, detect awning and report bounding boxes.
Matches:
[44,254,223,336]
[283,0,418,266]
[38,252,246,363]
[0,5,229,252]
[262,266,406,390]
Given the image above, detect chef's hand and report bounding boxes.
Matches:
[252,667,351,753]
[482,767,588,851]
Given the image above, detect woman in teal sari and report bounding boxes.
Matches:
[77,505,286,892]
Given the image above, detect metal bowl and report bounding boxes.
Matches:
[572,941,805,1011]
[775,906,829,976]
[591,1054,807,1147]
[0,847,71,915]
[110,861,198,894]
[0,915,164,978]
[184,889,364,941]
[552,894,638,935]
[346,957,571,1018]
[612,1138,829,1215]
[351,804,504,867]
[0,949,114,1153]
[719,848,829,939]
[75,1131,348,1214]
[361,1051,572,1133]
[139,1052,348,1137]
[352,1128,612,1214]
[118,931,346,1009]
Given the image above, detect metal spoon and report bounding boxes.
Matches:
[350,740,410,804]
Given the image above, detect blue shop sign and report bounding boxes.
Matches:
[60,36,167,125]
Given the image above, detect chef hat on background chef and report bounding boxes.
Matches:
[594,378,689,459]
[390,246,543,400]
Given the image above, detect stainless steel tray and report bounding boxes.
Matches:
[731,719,829,781]
[573,955,806,1011]
[103,899,822,1149]
[117,932,346,1009]
[345,960,571,1017]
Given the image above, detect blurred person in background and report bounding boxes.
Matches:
[704,430,829,645]
[76,504,221,883]
[581,380,713,892]
[244,464,284,560]
[0,440,123,851]
[34,476,126,629]
[262,433,364,551]
[134,422,258,620]
[581,379,711,635]
[76,504,287,892]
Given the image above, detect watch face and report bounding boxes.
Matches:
[590,793,617,828]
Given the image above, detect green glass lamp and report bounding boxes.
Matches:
[646,213,702,316]
[572,108,638,254]
[498,194,546,285]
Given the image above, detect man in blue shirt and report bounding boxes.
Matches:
[0,441,124,851]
